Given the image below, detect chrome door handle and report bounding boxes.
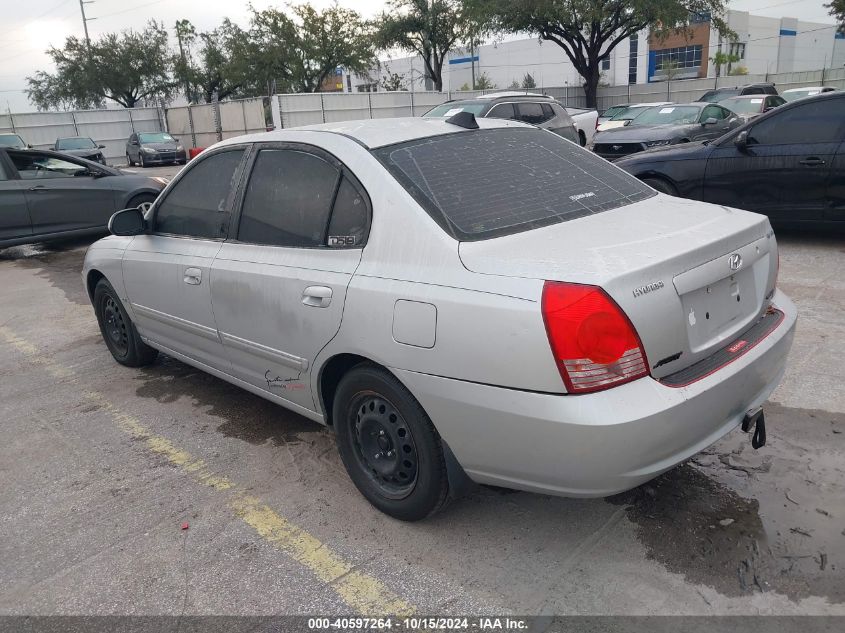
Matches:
[28,185,48,192]
[799,157,826,166]
[302,285,332,308]
[183,267,202,285]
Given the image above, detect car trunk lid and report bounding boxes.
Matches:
[459,195,778,379]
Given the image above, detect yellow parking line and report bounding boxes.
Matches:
[0,325,416,616]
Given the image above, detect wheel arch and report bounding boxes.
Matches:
[85,268,106,303]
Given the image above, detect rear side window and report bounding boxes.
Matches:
[748,99,845,145]
[487,103,516,120]
[327,176,369,247]
[374,128,654,241]
[154,149,244,238]
[517,102,547,124]
[237,149,339,247]
[0,160,7,181]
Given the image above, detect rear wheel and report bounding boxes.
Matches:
[93,279,157,367]
[642,177,678,197]
[578,130,587,147]
[333,364,448,521]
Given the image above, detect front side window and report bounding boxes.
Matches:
[10,152,88,179]
[487,103,516,120]
[374,128,654,241]
[154,149,244,238]
[0,134,26,149]
[748,100,845,145]
[237,149,340,247]
[701,105,728,121]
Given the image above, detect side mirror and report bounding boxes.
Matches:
[734,130,749,150]
[98,144,106,149]
[109,207,146,236]
[702,117,718,126]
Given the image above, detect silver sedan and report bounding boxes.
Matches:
[83,116,796,520]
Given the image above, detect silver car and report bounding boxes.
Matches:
[83,117,796,521]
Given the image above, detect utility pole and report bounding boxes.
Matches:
[78,0,95,48]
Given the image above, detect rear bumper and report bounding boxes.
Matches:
[393,290,796,497]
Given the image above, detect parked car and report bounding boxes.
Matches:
[84,115,795,521]
[717,95,786,122]
[699,83,778,102]
[0,148,165,248]
[592,103,741,161]
[597,103,633,127]
[126,132,187,167]
[0,133,29,149]
[53,136,108,165]
[781,86,837,102]
[614,91,844,224]
[596,102,673,132]
[564,107,598,146]
[423,93,579,144]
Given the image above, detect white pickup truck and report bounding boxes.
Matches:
[565,107,599,146]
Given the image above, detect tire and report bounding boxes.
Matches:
[93,278,158,367]
[139,154,147,168]
[126,153,134,167]
[642,177,678,197]
[333,364,449,521]
[578,130,587,147]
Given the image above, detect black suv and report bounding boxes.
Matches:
[699,83,778,103]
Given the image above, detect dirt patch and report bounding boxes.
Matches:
[610,402,844,603]
[135,354,323,446]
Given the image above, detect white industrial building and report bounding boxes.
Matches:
[350,10,845,92]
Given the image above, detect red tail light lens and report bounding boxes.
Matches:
[541,281,649,394]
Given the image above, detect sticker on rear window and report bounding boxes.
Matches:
[444,108,464,117]
[750,98,763,103]
[659,107,675,113]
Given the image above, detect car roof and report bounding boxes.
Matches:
[215,116,534,150]
[782,86,829,92]
[718,95,774,99]
[56,135,92,140]
[473,91,553,100]
[627,101,672,108]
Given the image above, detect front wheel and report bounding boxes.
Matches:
[93,279,158,367]
[642,177,678,197]
[333,364,449,521]
[126,153,134,167]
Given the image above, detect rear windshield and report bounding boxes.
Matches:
[719,97,764,114]
[701,89,739,102]
[423,102,488,117]
[373,127,654,241]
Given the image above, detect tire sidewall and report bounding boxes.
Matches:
[333,366,447,521]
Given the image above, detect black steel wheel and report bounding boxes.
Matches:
[93,279,158,367]
[333,364,449,521]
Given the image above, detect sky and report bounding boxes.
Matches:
[0,0,839,112]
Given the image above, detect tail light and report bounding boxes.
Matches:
[541,281,649,394]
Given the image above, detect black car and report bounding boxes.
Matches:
[0,133,29,149]
[53,136,107,165]
[614,92,845,224]
[699,83,778,103]
[0,148,166,247]
[592,103,741,161]
[126,131,187,167]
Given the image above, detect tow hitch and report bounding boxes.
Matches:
[742,407,766,449]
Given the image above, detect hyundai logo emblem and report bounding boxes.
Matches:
[729,253,743,271]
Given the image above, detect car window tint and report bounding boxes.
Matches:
[327,175,368,247]
[10,153,87,180]
[0,161,7,181]
[748,100,845,145]
[487,103,516,120]
[238,149,339,247]
[375,127,654,241]
[154,149,244,238]
[517,102,547,124]
[541,103,555,119]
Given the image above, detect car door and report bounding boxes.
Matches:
[703,98,843,221]
[121,147,248,370]
[211,144,369,412]
[693,105,734,142]
[0,153,32,242]
[8,150,115,236]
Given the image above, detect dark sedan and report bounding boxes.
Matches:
[614,92,845,224]
[126,131,186,167]
[0,133,29,149]
[53,136,107,165]
[592,103,741,161]
[0,147,166,248]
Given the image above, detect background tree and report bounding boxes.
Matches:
[827,0,845,31]
[375,0,484,91]
[710,50,740,77]
[26,21,174,109]
[473,72,496,89]
[477,0,730,108]
[174,19,198,103]
[521,72,537,89]
[381,69,408,91]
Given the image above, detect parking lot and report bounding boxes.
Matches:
[0,221,843,617]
